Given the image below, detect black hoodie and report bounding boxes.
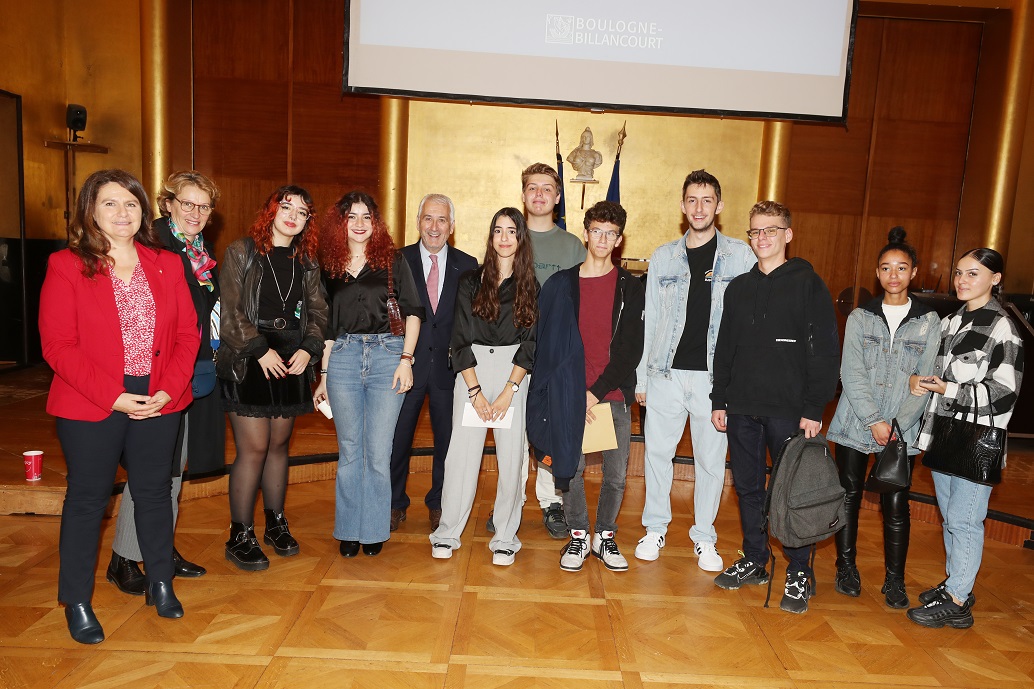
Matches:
[710,257,840,421]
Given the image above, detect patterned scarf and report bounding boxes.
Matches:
[170,222,216,291]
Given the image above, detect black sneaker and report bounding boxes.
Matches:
[834,563,861,597]
[882,575,909,609]
[714,556,770,590]
[907,590,974,629]
[918,579,977,608]
[780,570,813,614]
[542,504,568,540]
[486,511,495,534]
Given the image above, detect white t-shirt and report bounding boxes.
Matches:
[882,299,911,346]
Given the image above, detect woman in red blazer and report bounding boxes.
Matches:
[39,169,199,644]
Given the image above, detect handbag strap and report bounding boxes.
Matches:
[890,418,903,441]
[966,381,996,426]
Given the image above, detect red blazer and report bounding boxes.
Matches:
[40,246,200,421]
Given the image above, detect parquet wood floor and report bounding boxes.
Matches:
[2,470,1033,688]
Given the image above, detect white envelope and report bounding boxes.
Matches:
[461,403,514,429]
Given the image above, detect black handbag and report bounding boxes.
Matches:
[921,382,1005,486]
[865,418,911,493]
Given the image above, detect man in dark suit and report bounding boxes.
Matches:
[389,194,478,532]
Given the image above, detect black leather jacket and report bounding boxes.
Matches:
[217,237,328,382]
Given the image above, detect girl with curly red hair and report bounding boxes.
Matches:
[314,191,424,557]
[218,185,328,571]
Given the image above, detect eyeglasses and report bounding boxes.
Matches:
[587,228,620,241]
[174,198,214,215]
[278,203,310,221]
[746,226,787,240]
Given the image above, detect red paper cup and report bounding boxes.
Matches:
[23,450,43,481]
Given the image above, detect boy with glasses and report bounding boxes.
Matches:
[528,201,644,571]
[709,200,840,614]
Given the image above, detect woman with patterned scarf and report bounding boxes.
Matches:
[106,171,226,595]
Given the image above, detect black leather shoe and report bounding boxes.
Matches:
[65,602,104,644]
[225,522,270,571]
[339,540,360,557]
[834,562,861,597]
[362,541,383,556]
[146,580,184,619]
[172,547,206,578]
[263,509,300,557]
[106,551,146,596]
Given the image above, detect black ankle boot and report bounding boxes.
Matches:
[106,551,147,596]
[172,547,207,578]
[65,602,104,644]
[225,522,270,571]
[145,580,184,619]
[882,573,909,609]
[263,509,300,557]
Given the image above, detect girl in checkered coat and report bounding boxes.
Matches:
[906,248,1024,629]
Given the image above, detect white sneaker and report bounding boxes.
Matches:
[492,549,516,566]
[694,541,724,572]
[431,543,453,559]
[634,532,665,561]
[560,531,590,572]
[592,531,629,571]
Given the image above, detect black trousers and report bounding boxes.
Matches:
[832,443,912,577]
[727,414,813,574]
[389,377,454,511]
[56,375,180,603]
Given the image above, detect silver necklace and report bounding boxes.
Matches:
[267,252,296,313]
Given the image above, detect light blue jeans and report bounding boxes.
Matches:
[328,334,406,544]
[642,369,728,543]
[932,470,994,601]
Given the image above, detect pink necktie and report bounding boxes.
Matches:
[428,253,440,313]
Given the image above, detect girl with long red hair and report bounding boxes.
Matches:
[314,191,423,557]
[218,185,328,571]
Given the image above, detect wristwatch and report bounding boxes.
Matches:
[507,379,520,392]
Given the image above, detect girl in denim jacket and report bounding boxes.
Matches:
[827,229,941,608]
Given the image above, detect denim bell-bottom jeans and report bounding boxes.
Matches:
[328,333,406,544]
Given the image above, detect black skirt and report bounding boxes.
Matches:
[221,327,313,418]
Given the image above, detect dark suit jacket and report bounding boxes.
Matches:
[40,246,200,421]
[402,242,478,390]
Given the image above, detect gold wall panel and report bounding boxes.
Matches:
[404,101,763,261]
[0,0,142,240]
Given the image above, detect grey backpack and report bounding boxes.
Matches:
[764,431,846,548]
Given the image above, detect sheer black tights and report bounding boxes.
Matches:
[227,413,295,524]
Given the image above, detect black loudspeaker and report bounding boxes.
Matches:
[66,104,87,131]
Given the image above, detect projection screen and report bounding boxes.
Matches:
[343,1,858,122]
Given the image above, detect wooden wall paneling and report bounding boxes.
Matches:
[861,18,982,302]
[785,18,884,217]
[194,0,293,253]
[192,0,290,82]
[291,0,381,196]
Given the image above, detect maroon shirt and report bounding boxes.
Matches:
[579,269,623,402]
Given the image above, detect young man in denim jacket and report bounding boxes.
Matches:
[633,170,756,571]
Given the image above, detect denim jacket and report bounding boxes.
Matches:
[635,229,755,389]
[827,297,941,455]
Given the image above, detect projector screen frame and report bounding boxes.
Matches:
[341,0,858,124]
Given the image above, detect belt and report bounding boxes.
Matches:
[256,318,300,330]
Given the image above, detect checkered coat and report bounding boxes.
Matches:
[915,299,1024,453]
